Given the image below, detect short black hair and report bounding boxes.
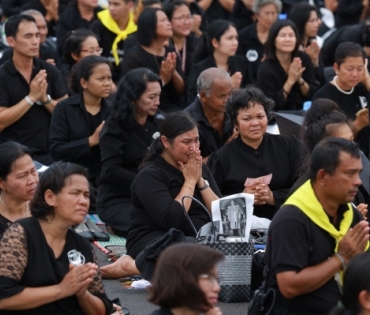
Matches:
[62,28,99,67]
[309,137,360,182]
[265,19,300,60]
[226,86,274,125]
[334,42,366,67]
[5,14,36,38]
[0,141,33,182]
[137,8,162,46]
[163,0,188,20]
[288,3,319,45]
[30,162,88,220]
[69,55,111,93]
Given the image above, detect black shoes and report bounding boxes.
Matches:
[74,218,110,242]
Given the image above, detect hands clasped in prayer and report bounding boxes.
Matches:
[178,149,202,184]
[244,183,274,206]
[160,52,177,85]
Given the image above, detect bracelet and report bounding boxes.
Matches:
[333,253,346,270]
[183,185,193,191]
[25,96,35,106]
[298,79,305,86]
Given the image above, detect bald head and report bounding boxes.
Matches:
[197,68,231,96]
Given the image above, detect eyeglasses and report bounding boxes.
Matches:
[199,274,220,286]
[80,47,103,54]
[172,15,193,22]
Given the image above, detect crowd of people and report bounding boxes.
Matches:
[0,0,370,314]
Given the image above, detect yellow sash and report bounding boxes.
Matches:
[284,180,369,284]
[97,9,137,65]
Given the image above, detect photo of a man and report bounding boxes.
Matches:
[220,198,247,236]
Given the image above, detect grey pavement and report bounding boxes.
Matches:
[95,247,249,315]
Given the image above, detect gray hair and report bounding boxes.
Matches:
[21,9,44,18]
[196,68,231,96]
[252,0,282,14]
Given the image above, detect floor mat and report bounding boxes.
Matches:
[93,233,127,261]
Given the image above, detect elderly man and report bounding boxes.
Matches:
[262,137,369,315]
[184,67,237,162]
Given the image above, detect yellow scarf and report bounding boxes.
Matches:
[284,179,369,284]
[97,9,137,65]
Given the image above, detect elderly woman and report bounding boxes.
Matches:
[149,243,224,315]
[207,86,302,219]
[100,112,221,278]
[0,142,38,238]
[0,162,117,315]
[236,0,282,82]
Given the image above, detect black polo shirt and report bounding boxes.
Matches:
[0,57,67,163]
[236,23,264,82]
[184,97,233,158]
[265,203,364,315]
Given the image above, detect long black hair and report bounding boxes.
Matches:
[192,19,236,64]
[142,112,198,166]
[113,68,162,126]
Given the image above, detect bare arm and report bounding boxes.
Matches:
[218,0,235,12]
[298,79,310,97]
[43,95,68,113]
[324,0,338,12]
[197,177,219,213]
[77,290,107,315]
[198,0,213,11]
[171,70,185,95]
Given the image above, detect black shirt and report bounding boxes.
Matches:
[184,97,233,157]
[123,33,139,57]
[49,93,111,185]
[2,0,28,17]
[121,45,186,112]
[56,5,103,59]
[198,0,230,24]
[90,20,132,82]
[265,203,364,315]
[207,134,302,219]
[0,44,58,67]
[313,82,370,156]
[126,156,221,259]
[230,0,254,31]
[96,113,163,209]
[236,23,264,82]
[21,1,67,37]
[256,51,319,111]
[187,55,253,104]
[0,57,67,163]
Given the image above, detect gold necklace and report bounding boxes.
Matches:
[0,195,28,222]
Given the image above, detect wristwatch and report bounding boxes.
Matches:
[199,179,209,191]
[36,94,52,106]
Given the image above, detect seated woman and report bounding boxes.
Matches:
[163,0,198,78]
[288,3,326,86]
[49,55,112,189]
[207,86,302,220]
[61,28,103,95]
[121,8,186,112]
[187,19,254,103]
[236,0,281,82]
[148,243,224,315]
[97,68,163,237]
[100,112,221,278]
[329,253,370,315]
[0,142,39,238]
[0,162,116,314]
[256,19,319,112]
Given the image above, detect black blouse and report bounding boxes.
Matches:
[96,114,163,209]
[49,93,111,186]
[187,54,254,104]
[121,45,186,112]
[126,156,221,259]
[256,51,319,111]
[207,134,302,219]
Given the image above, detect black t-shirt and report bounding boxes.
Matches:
[187,54,253,105]
[126,156,221,259]
[184,97,233,157]
[90,20,133,82]
[207,134,302,219]
[121,45,186,112]
[257,51,319,111]
[21,1,67,37]
[313,82,370,156]
[49,93,111,185]
[236,23,264,82]
[56,5,103,59]
[265,203,364,315]
[230,0,254,31]
[197,0,230,24]
[0,58,67,161]
[97,113,163,208]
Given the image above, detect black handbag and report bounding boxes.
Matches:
[182,196,254,303]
